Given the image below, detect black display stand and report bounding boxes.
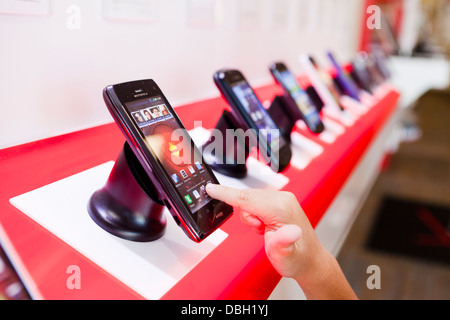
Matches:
[201,110,250,178]
[87,142,167,242]
[267,95,299,143]
[305,85,325,113]
[201,96,298,178]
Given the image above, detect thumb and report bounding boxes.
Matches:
[265,224,302,258]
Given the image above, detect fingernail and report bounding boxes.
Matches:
[205,183,219,192]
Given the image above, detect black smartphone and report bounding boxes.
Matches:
[327,52,361,102]
[307,55,346,112]
[269,62,325,134]
[213,69,292,173]
[350,61,373,94]
[371,48,391,81]
[351,52,376,93]
[103,79,233,242]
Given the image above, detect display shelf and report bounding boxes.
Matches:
[0,80,399,300]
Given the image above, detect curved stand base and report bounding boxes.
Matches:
[88,190,167,242]
[267,95,299,143]
[88,142,167,242]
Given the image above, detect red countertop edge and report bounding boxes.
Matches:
[0,82,399,300]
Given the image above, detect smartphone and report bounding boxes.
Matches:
[351,52,377,93]
[371,46,391,80]
[367,46,390,85]
[270,62,324,134]
[302,55,345,112]
[349,60,373,94]
[305,85,324,113]
[327,52,361,101]
[103,79,233,242]
[213,69,292,173]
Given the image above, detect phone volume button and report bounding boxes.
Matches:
[137,150,153,173]
[172,215,181,226]
[163,199,172,211]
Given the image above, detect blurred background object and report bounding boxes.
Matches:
[364,0,450,58]
[337,0,450,300]
[412,0,450,57]
[0,246,30,300]
[337,87,450,300]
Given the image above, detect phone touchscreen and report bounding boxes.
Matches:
[124,95,219,221]
[276,70,322,128]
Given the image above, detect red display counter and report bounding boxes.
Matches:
[0,80,399,300]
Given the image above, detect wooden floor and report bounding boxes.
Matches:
[336,88,450,300]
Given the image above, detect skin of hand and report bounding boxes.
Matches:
[206,183,357,300]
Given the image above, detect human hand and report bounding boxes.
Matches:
[205,184,326,280]
[206,184,357,300]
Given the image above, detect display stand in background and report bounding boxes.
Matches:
[88,142,167,242]
[202,95,299,178]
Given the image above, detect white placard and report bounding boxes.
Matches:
[306,0,320,32]
[238,0,261,30]
[296,0,308,30]
[187,0,224,27]
[102,0,158,22]
[321,0,335,33]
[289,131,323,170]
[340,95,369,115]
[0,0,51,16]
[9,162,228,300]
[271,0,288,30]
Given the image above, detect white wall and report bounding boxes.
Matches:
[398,0,422,55]
[0,0,364,148]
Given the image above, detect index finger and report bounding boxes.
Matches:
[205,183,285,224]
